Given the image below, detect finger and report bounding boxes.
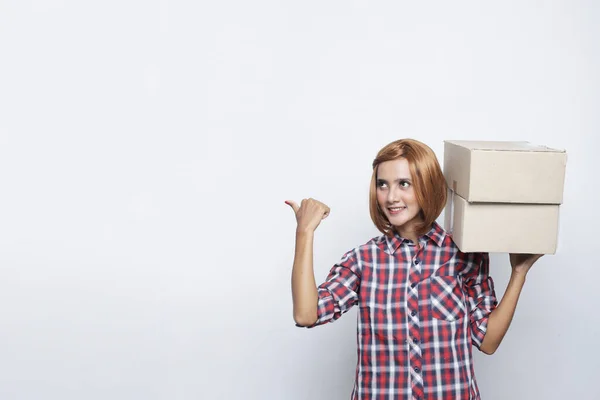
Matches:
[284,200,300,214]
[322,208,330,219]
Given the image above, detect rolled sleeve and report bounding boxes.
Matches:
[299,249,361,328]
[463,252,498,349]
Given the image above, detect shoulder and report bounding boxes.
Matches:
[338,235,387,264]
[436,230,489,274]
[453,248,490,276]
[358,234,388,253]
[439,228,488,263]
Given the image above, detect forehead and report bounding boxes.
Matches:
[377,158,412,179]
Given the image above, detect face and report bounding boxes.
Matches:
[376,158,422,241]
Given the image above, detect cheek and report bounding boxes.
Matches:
[376,191,386,207]
[405,191,419,207]
[408,199,418,209]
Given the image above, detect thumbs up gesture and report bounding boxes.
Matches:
[285,198,331,233]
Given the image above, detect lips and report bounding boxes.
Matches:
[388,206,406,215]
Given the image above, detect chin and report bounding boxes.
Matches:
[389,218,410,228]
[389,215,419,229]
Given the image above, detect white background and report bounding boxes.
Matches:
[1,1,598,399]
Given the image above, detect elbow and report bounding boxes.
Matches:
[479,343,498,355]
[293,311,318,327]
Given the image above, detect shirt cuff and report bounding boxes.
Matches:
[295,289,336,328]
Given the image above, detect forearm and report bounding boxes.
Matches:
[479,271,527,354]
[291,229,319,326]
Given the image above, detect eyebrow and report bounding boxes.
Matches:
[376,178,412,183]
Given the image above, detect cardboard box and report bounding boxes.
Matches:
[443,140,567,254]
[444,194,561,254]
[444,140,567,204]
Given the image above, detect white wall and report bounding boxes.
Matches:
[1,1,598,399]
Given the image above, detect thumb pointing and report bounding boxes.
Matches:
[285,200,300,214]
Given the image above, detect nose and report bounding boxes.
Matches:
[387,185,400,204]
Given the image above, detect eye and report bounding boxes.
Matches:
[376,180,388,188]
[399,180,411,188]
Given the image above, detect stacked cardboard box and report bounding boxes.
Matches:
[443,140,567,254]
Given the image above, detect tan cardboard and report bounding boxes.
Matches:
[444,140,567,204]
[442,140,566,254]
[444,192,560,254]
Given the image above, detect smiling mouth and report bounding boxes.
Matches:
[388,206,406,213]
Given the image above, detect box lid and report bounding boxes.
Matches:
[444,140,565,153]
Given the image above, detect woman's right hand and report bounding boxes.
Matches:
[285,198,330,233]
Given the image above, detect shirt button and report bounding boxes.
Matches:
[414,367,420,373]
[413,337,419,344]
[411,282,416,288]
[414,259,420,265]
[411,310,417,317]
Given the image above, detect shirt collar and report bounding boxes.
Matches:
[384,221,447,254]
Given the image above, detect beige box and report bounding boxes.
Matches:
[443,140,567,254]
[444,194,561,254]
[444,140,567,203]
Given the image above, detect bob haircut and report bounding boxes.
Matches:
[369,139,447,238]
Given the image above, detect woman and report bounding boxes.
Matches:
[286,138,542,400]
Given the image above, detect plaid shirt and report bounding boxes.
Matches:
[305,222,497,400]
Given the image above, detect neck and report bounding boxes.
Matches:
[394,217,425,245]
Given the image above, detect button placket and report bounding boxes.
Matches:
[407,248,423,399]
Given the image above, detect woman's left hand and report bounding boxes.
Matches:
[509,253,544,275]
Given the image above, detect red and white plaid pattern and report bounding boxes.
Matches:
[304,222,497,400]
